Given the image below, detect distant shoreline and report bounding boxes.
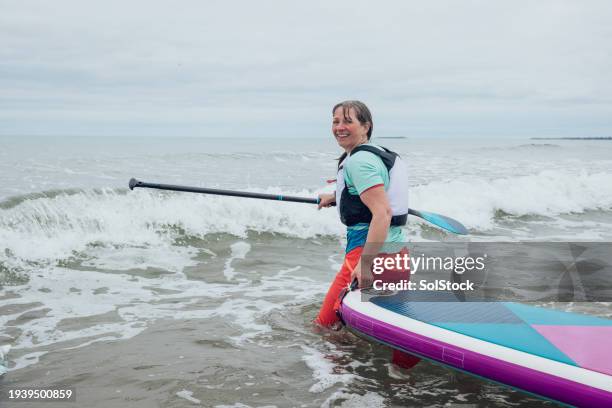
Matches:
[531,137,612,140]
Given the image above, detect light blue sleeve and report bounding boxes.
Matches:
[344,150,389,195]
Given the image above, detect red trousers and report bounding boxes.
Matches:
[315,246,420,369]
[315,246,363,327]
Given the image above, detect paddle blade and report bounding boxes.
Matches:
[408,209,468,235]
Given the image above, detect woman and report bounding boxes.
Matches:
[316,100,419,368]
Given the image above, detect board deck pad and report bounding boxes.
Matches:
[370,292,612,376]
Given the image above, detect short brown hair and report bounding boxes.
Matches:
[332,100,373,140]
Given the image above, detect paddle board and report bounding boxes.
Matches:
[340,289,612,407]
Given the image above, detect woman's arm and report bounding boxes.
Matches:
[353,185,392,286]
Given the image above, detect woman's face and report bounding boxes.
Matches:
[332,107,370,152]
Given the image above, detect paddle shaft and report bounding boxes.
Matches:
[128,178,468,234]
[129,178,319,204]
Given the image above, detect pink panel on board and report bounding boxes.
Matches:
[532,325,612,376]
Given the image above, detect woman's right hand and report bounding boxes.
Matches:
[317,193,336,209]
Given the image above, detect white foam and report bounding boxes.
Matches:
[301,345,354,393]
[1,249,328,372]
[10,351,47,372]
[214,266,323,346]
[214,404,278,408]
[0,345,10,376]
[176,389,201,404]
[0,188,342,271]
[411,170,612,230]
[321,391,385,408]
[3,169,611,274]
[83,245,198,273]
[0,265,242,371]
[224,241,251,280]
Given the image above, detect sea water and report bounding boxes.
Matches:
[1,135,612,407]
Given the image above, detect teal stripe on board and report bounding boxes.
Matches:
[505,303,612,326]
[436,322,578,366]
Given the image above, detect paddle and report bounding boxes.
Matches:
[128,178,468,235]
[406,209,468,235]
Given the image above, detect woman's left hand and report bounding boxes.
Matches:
[351,260,372,288]
[350,261,361,287]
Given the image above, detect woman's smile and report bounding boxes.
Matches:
[332,107,370,152]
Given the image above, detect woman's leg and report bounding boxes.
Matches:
[391,349,421,369]
[315,246,421,369]
[315,246,363,328]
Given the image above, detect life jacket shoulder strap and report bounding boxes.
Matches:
[349,144,397,171]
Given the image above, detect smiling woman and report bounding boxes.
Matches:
[315,100,418,368]
[315,101,410,324]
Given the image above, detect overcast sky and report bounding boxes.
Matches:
[1,0,611,138]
